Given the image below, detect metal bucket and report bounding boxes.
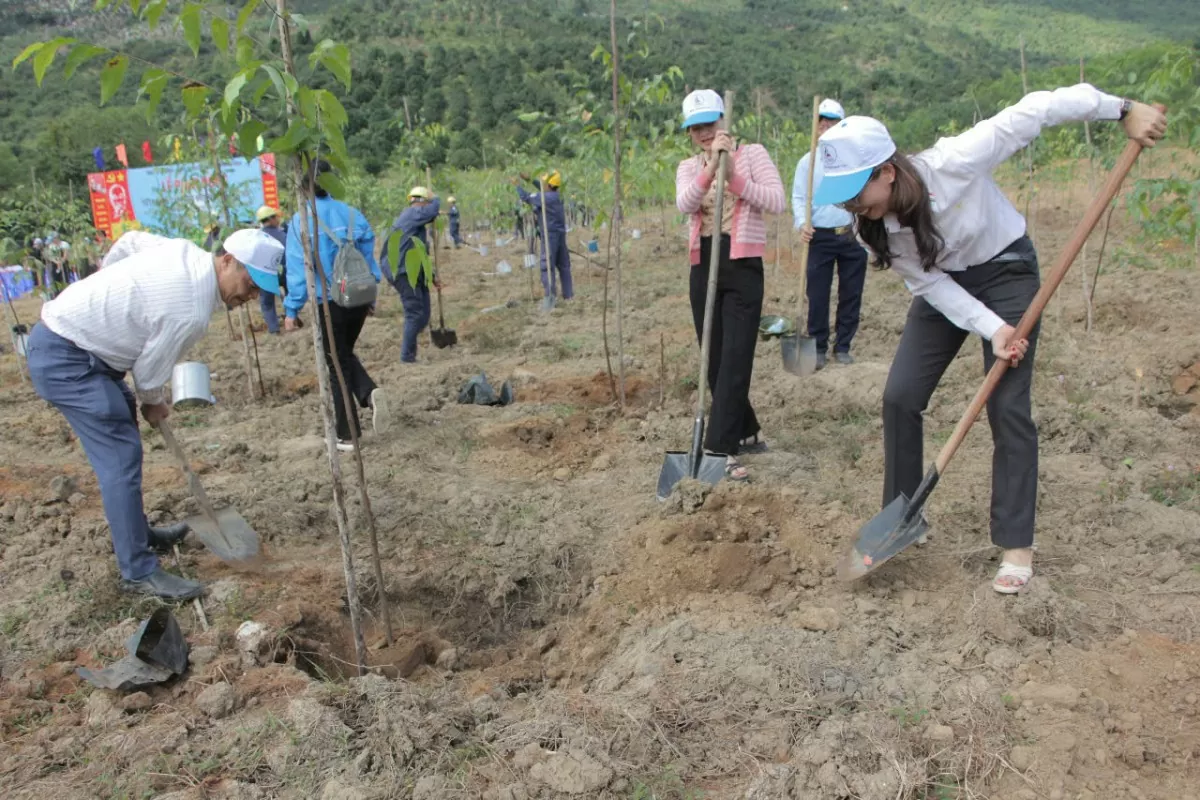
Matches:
[496,260,513,274]
[172,362,215,408]
[479,245,489,257]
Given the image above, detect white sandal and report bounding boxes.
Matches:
[992,562,1033,595]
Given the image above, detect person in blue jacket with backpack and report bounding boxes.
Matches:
[381,186,441,364]
[284,160,389,451]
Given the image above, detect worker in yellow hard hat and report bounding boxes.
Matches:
[382,186,441,363]
[255,206,286,333]
[514,170,573,300]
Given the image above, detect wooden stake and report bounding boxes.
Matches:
[277,0,368,675]
[609,0,626,410]
[659,331,665,408]
[1081,57,1095,333]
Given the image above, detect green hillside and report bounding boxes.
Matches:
[0,0,1195,192]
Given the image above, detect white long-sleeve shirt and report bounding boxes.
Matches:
[41,238,221,404]
[101,230,172,268]
[887,83,1123,339]
[792,153,854,230]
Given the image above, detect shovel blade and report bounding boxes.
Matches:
[656,450,727,501]
[431,328,458,349]
[836,494,929,581]
[780,330,818,376]
[183,506,260,563]
[541,295,556,312]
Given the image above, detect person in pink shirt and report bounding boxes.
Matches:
[675,89,786,482]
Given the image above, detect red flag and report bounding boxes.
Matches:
[141,141,153,163]
[115,143,128,167]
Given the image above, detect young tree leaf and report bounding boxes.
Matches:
[316,171,345,199]
[99,55,129,106]
[33,38,71,87]
[144,0,169,28]
[12,42,45,69]
[308,39,351,91]
[180,3,202,57]
[211,15,230,54]
[138,67,170,120]
[224,71,248,110]
[63,43,107,79]
[236,0,257,35]
[235,36,255,67]
[260,63,289,107]
[181,83,211,117]
[315,89,348,128]
[238,120,268,155]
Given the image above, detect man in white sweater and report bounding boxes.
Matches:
[26,229,284,599]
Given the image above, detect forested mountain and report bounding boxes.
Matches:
[1,0,1196,191]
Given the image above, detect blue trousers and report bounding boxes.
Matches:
[26,324,159,581]
[806,228,868,354]
[538,233,574,299]
[259,290,280,334]
[396,278,431,363]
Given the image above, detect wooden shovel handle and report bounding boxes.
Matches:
[157,419,221,528]
[933,124,1158,474]
[798,95,821,309]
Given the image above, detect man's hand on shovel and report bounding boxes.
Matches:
[991,324,1029,369]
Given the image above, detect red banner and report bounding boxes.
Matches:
[87,170,137,239]
[259,153,280,212]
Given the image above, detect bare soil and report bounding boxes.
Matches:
[2,166,1199,799]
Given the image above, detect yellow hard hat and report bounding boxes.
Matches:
[540,170,562,189]
[447,196,457,204]
[256,205,280,223]
[408,186,431,201]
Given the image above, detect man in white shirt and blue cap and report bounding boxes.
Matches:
[26,229,284,599]
[793,98,869,368]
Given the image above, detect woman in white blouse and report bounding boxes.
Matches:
[810,85,1165,593]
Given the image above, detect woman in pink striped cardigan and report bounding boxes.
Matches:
[676,89,787,481]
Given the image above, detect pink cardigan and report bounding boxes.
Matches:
[675,143,786,266]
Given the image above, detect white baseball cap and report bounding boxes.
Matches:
[811,116,897,206]
[681,89,724,129]
[818,98,846,120]
[223,228,285,294]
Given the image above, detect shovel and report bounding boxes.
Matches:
[424,167,456,348]
[431,282,457,348]
[157,420,260,563]
[657,91,734,500]
[838,131,1155,581]
[781,95,822,377]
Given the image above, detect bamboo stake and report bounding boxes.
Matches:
[1081,57,1095,333]
[276,0,367,675]
[609,0,626,410]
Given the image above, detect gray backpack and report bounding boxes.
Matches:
[321,205,377,308]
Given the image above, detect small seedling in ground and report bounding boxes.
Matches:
[888,705,930,728]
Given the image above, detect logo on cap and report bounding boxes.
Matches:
[820,143,839,168]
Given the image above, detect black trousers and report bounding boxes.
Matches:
[806,228,868,353]
[317,301,376,440]
[689,235,762,456]
[881,243,1041,549]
